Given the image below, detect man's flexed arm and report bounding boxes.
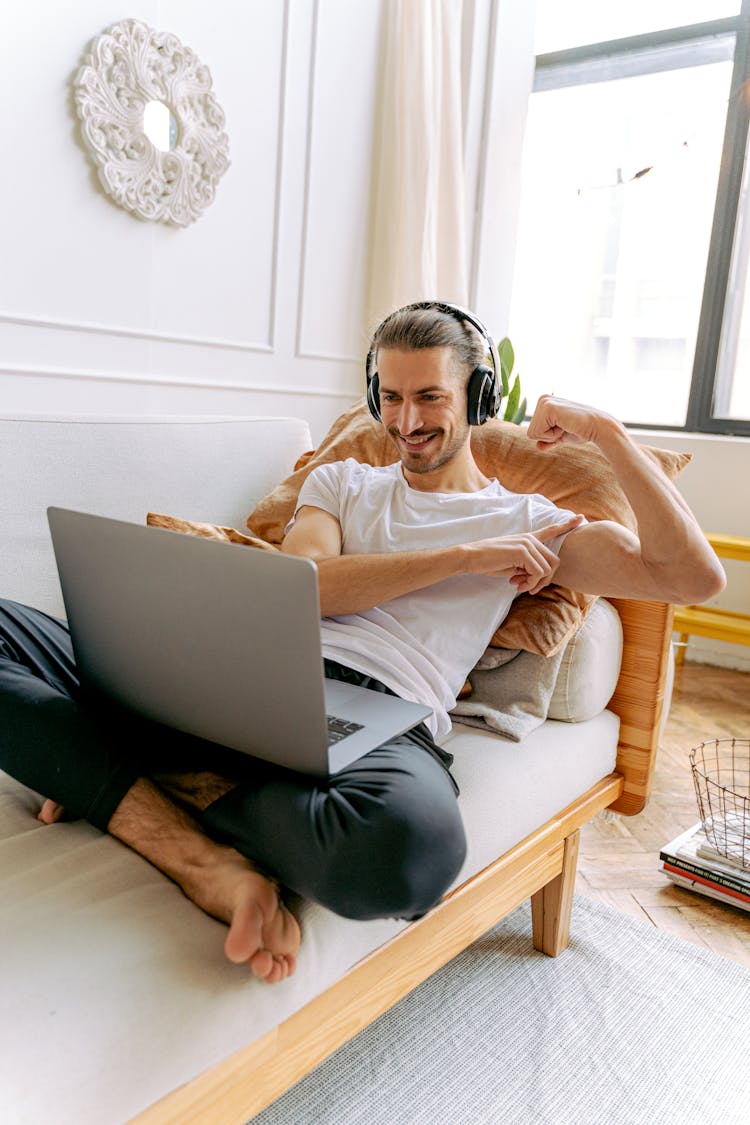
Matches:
[529,396,726,604]
[282,504,584,618]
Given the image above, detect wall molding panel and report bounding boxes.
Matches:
[0,313,274,355]
[0,363,358,400]
[264,0,291,353]
[295,0,384,364]
[294,0,321,361]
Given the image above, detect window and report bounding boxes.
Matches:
[509,3,750,435]
[712,118,750,423]
[533,1,740,54]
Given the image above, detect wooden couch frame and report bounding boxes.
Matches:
[134,598,674,1124]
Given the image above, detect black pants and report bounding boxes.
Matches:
[0,599,466,920]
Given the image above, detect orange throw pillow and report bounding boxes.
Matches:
[147,512,279,552]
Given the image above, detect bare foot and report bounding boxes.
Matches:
[178,847,301,982]
[37,799,67,824]
[198,854,301,983]
[108,778,301,982]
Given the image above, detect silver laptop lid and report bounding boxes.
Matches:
[47,506,333,772]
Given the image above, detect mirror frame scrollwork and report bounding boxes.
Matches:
[73,19,231,227]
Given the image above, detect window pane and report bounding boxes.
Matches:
[509,63,731,426]
[713,123,750,423]
[534,1,740,55]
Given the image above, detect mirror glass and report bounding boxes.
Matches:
[143,100,178,152]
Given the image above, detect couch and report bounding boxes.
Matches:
[0,413,674,1124]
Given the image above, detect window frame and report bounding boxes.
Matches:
[531,5,750,436]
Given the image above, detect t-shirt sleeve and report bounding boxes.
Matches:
[527,492,587,553]
[293,462,346,522]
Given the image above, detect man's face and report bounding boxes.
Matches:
[376,346,471,476]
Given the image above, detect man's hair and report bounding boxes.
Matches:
[371,305,486,381]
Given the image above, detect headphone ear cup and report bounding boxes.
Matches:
[467,365,495,426]
[367,372,382,421]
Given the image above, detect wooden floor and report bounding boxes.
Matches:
[576,659,750,967]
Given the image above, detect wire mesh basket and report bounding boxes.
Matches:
[690,738,750,871]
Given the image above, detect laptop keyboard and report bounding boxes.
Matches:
[327,715,364,745]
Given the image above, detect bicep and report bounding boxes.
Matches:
[554,520,663,599]
[281,505,343,562]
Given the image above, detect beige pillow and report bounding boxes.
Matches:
[246,400,691,656]
[547,598,623,722]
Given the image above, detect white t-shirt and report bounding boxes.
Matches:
[295,459,579,740]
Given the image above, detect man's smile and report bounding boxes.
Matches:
[391,430,439,453]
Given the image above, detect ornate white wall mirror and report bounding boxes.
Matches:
[73,19,230,227]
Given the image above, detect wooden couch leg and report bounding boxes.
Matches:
[531,830,581,957]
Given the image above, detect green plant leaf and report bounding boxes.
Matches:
[498,337,514,377]
[497,336,513,398]
[499,360,510,399]
[512,396,527,425]
[504,374,521,422]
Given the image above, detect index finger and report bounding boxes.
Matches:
[534,514,585,543]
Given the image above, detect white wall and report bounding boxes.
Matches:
[1,0,535,445]
[1,0,386,443]
[633,429,750,672]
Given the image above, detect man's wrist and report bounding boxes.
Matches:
[456,540,489,576]
[589,413,630,453]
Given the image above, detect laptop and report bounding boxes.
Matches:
[46,507,432,776]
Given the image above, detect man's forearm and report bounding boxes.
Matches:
[315,545,464,617]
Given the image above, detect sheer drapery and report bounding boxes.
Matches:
[367,0,469,327]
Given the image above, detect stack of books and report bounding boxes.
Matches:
[660,821,750,913]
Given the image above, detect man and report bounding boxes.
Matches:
[0,302,725,985]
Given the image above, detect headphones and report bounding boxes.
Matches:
[365,300,502,426]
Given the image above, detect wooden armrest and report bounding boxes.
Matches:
[606,598,674,815]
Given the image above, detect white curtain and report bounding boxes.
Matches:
[367,0,469,328]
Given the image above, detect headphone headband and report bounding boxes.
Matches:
[365,300,502,425]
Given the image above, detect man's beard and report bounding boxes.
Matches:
[386,426,467,475]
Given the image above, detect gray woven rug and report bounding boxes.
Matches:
[251,895,750,1125]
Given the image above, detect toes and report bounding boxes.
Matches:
[272,953,295,982]
[249,949,275,980]
[37,800,66,825]
[266,954,294,984]
[248,950,297,984]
